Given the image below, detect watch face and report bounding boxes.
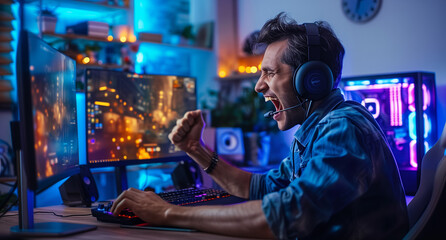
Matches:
[342,0,381,22]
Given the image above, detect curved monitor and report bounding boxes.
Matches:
[16,31,79,191]
[85,69,196,168]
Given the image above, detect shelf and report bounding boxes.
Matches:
[43,32,125,44]
[0,15,15,22]
[0,0,14,4]
[0,66,12,76]
[0,58,12,65]
[26,0,129,12]
[0,43,12,53]
[42,32,213,52]
[77,62,123,69]
[0,32,13,42]
[138,40,213,53]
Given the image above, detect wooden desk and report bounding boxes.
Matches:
[0,205,256,240]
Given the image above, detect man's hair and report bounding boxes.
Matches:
[257,12,345,87]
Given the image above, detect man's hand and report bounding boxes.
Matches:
[168,110,205,153]
[110,188,175,226]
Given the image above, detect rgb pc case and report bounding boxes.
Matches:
[340,72,437,195]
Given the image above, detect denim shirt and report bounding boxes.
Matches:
[249,89,409,240]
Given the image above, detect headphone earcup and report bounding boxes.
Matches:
[293,61,334,101]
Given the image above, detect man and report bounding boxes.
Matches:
[111,13,409,239]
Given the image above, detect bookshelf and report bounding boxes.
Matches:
[0,0,15,109]
[20,0,217,108]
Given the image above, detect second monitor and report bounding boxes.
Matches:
[85,69,197,167]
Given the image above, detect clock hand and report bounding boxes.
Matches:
[356,0,363,12]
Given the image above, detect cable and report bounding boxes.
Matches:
[0,179,18,216]
[2,211,92,218]
[35,211,92,218]
[0,198,18,218]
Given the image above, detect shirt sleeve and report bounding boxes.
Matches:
[249,156,294,200]
[261,118,373,239]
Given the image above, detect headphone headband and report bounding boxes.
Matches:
[303,23,321,62]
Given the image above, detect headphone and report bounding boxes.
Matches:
[293,23,334,101]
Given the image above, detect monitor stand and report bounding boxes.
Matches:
[115,166,129,195]
[9,122,97,237]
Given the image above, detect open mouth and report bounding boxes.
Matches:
[265,96,282,112]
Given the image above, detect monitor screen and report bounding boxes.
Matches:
[17,31,79,191]
[85,69,197,167]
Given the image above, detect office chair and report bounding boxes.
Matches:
[404,123,446,239]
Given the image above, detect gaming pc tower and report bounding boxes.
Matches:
[340,72,437,195]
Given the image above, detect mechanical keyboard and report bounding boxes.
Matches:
[91,188,246,225]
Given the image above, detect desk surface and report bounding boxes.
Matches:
[0,205,257,240]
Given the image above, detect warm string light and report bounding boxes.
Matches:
[219,62,262,78]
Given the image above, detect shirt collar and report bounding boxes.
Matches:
[294,88,345,149]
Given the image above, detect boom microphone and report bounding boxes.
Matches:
[263,100,309,118]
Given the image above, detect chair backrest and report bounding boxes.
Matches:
[404,123,446,239]
[404,155,446,239]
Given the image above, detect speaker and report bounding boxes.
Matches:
[171,161,203,189]
[216,127,244,164]
[59,165,99,207]
[293,23,333,101]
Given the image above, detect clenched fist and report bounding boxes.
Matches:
[168,110,205,153]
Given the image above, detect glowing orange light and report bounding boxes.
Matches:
[107,35,114,41]
[250,66,258,73]
[138,147,151,159]
[129,35,136,42]
[112,138,116,142]
[120,137,124,142]
[127,136,131,140]
[246,67,252,73]
[238,66,245,73]
[120,36,127,42]
[99,86,107,91]
[82,57,91,64]
[219,70,227,78]
[94,101,110,107]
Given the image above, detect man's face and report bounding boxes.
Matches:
[255,39,305,130]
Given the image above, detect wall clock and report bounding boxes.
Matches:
[342,0,382,23]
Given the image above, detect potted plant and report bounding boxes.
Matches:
[38,8,57,33]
